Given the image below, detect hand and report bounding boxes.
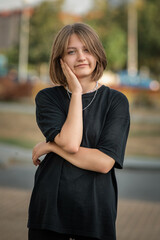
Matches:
[60,59,82,94]
[32,141,51,166]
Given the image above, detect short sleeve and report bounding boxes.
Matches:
[35,89,66,142]
[97,92,130,169]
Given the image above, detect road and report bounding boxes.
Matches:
[0,163,160,202]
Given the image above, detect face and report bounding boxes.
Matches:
[62,34,97,80]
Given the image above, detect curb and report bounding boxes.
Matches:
[0,144,32,168]
[124,157,160,170]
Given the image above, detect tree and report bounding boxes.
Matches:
[29,0,64,65]
[138,0,160,79]
[84,0,160,79]
[84,0,128,71]
[103,24,127,70]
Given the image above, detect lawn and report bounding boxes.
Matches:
[0,107,160,159]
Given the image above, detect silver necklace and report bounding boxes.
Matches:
[66,82,98,111]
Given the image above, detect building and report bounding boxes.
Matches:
[0,10,21,50]
[0,8,33,50]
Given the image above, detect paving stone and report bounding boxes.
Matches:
[0,188,160,240]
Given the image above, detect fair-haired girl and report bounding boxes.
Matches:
[28,23,130,240]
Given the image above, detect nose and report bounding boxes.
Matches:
[77,50,86,61]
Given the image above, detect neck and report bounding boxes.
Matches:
[79,79,98,94]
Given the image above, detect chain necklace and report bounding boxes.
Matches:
[66,82,98,111]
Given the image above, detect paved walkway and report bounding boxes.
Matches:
[0,187,160,240]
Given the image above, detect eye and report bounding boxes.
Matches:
[84,48,89,53]
[67,50,75,55]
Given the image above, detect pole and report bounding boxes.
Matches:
[18,2,30,83]
[127,1,138,75]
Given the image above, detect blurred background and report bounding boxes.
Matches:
[0,0,160,240]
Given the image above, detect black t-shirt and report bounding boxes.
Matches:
[28,85,130,240]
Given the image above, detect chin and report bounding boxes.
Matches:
[75,71,92,79]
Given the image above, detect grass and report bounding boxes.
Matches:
[0,109,160,158]
[0,112,44,148]
[0,137,36,149]
[129,123,160,137]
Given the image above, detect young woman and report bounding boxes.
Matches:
[28,23,130,240]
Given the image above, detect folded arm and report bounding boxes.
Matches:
[32,141,115,174]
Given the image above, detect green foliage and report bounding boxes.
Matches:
[138,0,160,77]
[0,137,35,149]
[84,0,160,78]
[29,0,64,65]
[103,25,127,70]
[84,0,127,71]
[4,0,157,77]
[3,45,19,70]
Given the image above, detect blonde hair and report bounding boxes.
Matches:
[49,23,107,86]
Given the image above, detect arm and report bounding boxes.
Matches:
[54,92,83,153]
[54,60,83,153]
[32,141,115,174]
[52,143,115,174]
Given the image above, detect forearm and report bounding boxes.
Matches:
[54,92,83,153]
[49,142,115,174]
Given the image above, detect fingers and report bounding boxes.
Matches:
[60,59,82,93]
[32,141,48,166]
[60,59,73,79]
[60,59,66,75]
[32,149,41,166]
[35,159,41,166]
[32,156,41,166]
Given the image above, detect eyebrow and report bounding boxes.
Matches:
[67,47,76,49]
[67,47,76,50]
[67,46,87,49]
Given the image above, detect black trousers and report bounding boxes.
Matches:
[28,229,99,240]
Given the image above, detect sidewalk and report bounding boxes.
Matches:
[0,187,160,240]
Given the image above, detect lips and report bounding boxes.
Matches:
[75,64,89,68]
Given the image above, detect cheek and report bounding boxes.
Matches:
[62,56,68,64]
[89,56,97,67]
[63,56,74,68]
[92,59,97,70]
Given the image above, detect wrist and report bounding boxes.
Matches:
[47,142,55,152]
[71,91,82,96]
[67,85,82,95]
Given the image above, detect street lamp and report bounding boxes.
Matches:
[18,0,30,83]
[127,0,138,75]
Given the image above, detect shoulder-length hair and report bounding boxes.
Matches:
[49,22,107,86]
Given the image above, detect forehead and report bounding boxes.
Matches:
[67,33,86,48]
